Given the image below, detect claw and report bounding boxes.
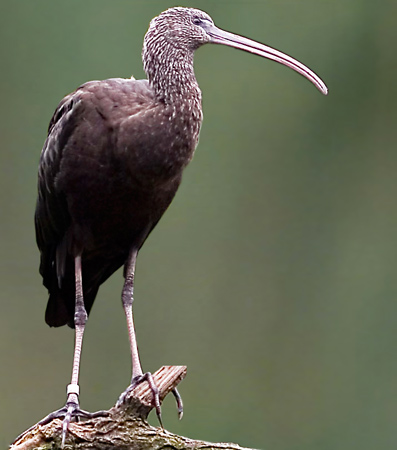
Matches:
[60,402,77,447]
[143,372,163,427]
[14,401,109,447]
[117,372,162,426]
[172,388,184,420]
[59,402,108,446]
[117,372,183,427]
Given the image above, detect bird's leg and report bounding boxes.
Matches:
[123,249,143,380]
[16,255,108,447]
[59,254,88,444]
[116,249,158,410]
[116,248,183,423]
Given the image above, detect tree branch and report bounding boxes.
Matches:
[10,366,257,450]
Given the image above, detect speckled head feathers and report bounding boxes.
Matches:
[145,7,214,51]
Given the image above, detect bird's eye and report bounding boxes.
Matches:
[193,17,202,25]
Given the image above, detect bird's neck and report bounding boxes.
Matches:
[140,37,203,177]
[143,41,202,105]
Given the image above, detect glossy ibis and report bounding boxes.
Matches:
[33,7,327,446]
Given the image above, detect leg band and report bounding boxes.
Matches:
[67,383,80,396]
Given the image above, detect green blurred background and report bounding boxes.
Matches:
[1,0,396,448]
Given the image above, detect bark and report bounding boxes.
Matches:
[10,366,257,450]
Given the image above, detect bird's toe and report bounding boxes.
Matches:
[117,372,183,425]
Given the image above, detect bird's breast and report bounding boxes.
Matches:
[115,96,203,186]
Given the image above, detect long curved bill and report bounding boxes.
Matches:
[206,25,328,95]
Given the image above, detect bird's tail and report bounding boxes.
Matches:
[44,256,124,328]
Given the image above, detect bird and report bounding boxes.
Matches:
[32,6,328,446]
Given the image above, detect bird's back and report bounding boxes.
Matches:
[36,77,202,327]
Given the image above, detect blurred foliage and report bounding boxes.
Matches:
[1,1,396,449]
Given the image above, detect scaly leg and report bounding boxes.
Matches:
[122,249,143,380]
[16,255,108,447]
[116,248,183,423]
[59,254,90,445]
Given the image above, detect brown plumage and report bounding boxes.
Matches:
[31,7,327,446]
[37,77,201,327]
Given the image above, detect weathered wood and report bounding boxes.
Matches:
[10,366,257,450]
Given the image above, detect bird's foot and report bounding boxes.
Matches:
[58,400,109,447]
[170,386,184,419]
[15,399,109,447]
[117,372,163,426]
[116,372,183,426]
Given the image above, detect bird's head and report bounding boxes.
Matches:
[144,7,328,96]
[146,7,215,51]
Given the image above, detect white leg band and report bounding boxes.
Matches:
[67,383,80,396]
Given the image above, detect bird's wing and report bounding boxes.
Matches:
[35,90,82,283]
[36,79,154,277]
[35,79,156,327]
